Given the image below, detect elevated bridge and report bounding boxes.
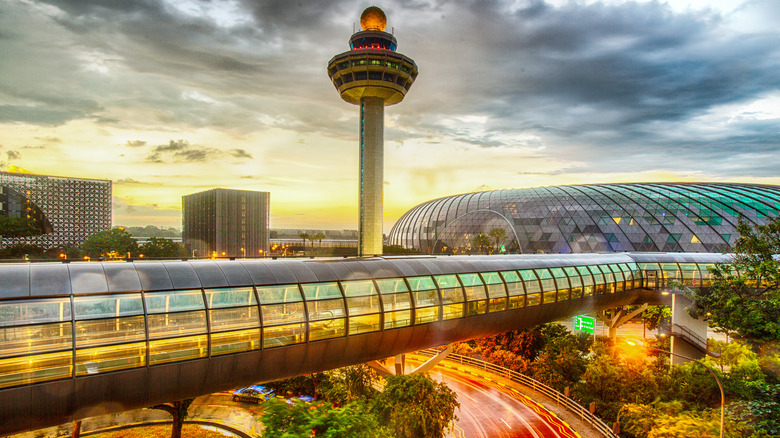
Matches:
[0,252,729,434]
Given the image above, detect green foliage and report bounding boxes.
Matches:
[471,234,491,254]
[689,217,780,347]
[122,225,181,238]
[261,398,388,438]
[530,335,589,391]
[81,227,139,258]
[140,237,187,258]
[265,373,329,398]
[382,244,421,255]
[0,215,38,237]
[642,305,672,331]
[488,227,506,250]
[373,374,459,438]
[0,243,45,259]
[619,401,731,438]
[320,365,380,406]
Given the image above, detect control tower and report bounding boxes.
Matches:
[327,7,418,256]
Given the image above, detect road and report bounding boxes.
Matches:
[404,361,580,438]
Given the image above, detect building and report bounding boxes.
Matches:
[388,182,780,254]
[0,170,111,248]
[327,7,418,256]
[182,188,269,258]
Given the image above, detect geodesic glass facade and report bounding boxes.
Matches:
[388,183,780,254]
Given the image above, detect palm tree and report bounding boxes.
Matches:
[299,233,310,254]
[471,234,491,255]
[315,232,326,250]
[488,228,506,253]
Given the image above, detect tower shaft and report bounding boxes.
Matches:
[359,97,384,256]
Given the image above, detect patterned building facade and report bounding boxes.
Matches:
[388,182,780,254]
[0,171,112,248]
[182,188,270,258]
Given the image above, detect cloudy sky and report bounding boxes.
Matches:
[1,0,779,230]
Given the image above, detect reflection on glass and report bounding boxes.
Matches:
[307,299,346,321]
[350,314,380,335]
[263,323,305,348]
[75,342,146,375]
[257,285,303,304]
[149,335,207,365]
[415,307,439,324]
[0,298,71,327]
[309,319,345,341]
[147,311,207,339]
[211,329,261,356]
[0,351,72,389]
[262,302,305,326]
[209,307,260,332]
[375,278,409,293]
[380,292,411,311]
[527,293,541,306]
[347,295,381,316]
[204,287,256,309]
[75,316,145,348]
[1,322,72,356]
[342,280,377,297]
[384,310,411,329]
[74,294,143,319]
[442,303,463,320]
[145,290,204,314]
[302,282,342,300]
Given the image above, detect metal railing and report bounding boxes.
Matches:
[419,349,619,438]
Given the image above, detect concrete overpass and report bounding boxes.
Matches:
[0,252,729,434]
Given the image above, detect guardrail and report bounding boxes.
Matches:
[419,349,619,438]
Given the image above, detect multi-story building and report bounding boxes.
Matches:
[0,170,111,248]
[182,188,269,258]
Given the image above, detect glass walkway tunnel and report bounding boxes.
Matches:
[0,252,730,435]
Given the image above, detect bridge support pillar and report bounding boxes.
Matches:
[598,304,648,338]
[395,354,406,375]
[670,294,708,366]
[410,344,453,375]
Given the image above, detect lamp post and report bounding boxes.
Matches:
[626,339,724,438]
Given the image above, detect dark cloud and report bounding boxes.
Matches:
[6,150,21,160]
[115,177,150,185]
[126,140,147,147]
[229,148,253,159]
[145,139,253,163]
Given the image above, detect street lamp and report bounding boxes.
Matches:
[625,338,724,438]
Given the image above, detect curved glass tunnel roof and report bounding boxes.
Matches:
[0,253,731,435]
[388,182,780,255]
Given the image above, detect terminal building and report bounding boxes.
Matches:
[388,182,780,254]
[182,188,269,258]
[0,170,111,248]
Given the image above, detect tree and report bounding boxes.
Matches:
[140,237,187,258]
[373,373,459,438]
[471,234,491,254]
[147,398,194,438]
[315,232,326,250]
[81,227,139,258]
[321,365,380,406]
[0,243,45,259]
[261,398,388,438]
[299,233,310,254]
[488,227,506,252]
[688,217,780,348]
[0,215,39,237]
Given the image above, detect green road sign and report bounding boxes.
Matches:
[574,315,596,333]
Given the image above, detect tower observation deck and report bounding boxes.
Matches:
[327,7,419,256]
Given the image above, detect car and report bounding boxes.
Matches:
[286,394,316,406]
[232,385,275,404]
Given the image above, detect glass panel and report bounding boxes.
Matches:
[443,303,464,319]
[0,298,71,327]
[481,272,502,285]
[415,307,439,324]
[440,287,464,304]
[307,298,346,321]
[209,307,260,332]
[375,278,409,293]
[588,266,606,284]
[381,292,411,311]
[526,293,541,307]
[413,290,439,307]
[500,271,521,283]
[75,342,146,375]
[75,316,145,348]
[74,294,143,319]
[342,280,377,297]
[145,290,204,314]
[486,283,506,299]
[263,323,305,348]
[261,302,305,326]
[204,287,256,309]
[519,270,542,294]
[549,268,566,278]
[458,273,483,287]
[309,319,345,341]
[508,295,523,309]
[434,275,459,289]
[384,310,411,329]
[149,335,207,365]
[210,329,261,356]
[302,282,342,300]
[698,264,716,286]
[0,322,72,356]
[0,351,72,389]
[147,311,207,339]
[407,276,436,291]
[609,265,625,282]
[577,266,594,286]
[466,300,487,316]
[347,295,381,316]
[564,267,582,287]
[489,297,508,312]
[350,314,381,335]
[257,285,303,304]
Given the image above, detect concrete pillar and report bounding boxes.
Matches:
[359,96,384,257]
[670,293,708,366]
